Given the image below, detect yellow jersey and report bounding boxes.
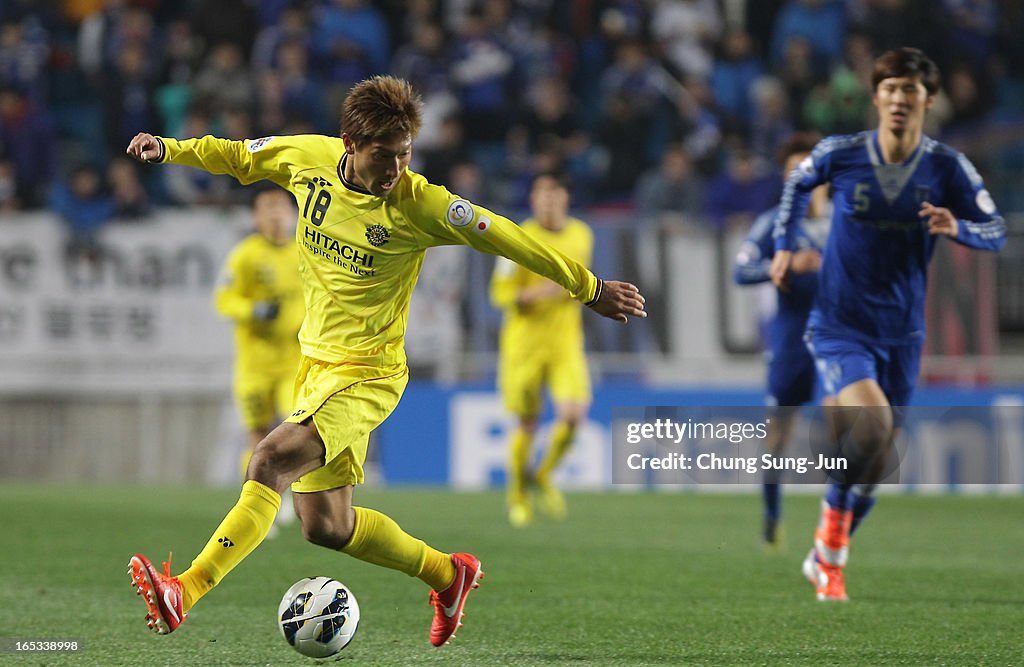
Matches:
[159,134,599,374]
[214,233,304,375]
[490,217,593,355]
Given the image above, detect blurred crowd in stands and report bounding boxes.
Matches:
[2,0,1023,248]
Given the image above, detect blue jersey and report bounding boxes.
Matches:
[774,130,1005,344]
[736,205,829,405]
[735,204,829,321]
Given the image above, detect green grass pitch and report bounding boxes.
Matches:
[0,484,1021,666]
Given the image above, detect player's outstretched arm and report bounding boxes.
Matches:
[587,280,647,323]
[769,249,793,292]
[126,132,165,163]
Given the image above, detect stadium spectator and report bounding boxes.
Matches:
[744,0,787,61]
[706,147,779,232]
[491,172,594,528]
[50,163,114,256]
[188,0,257,58]
[250,5,311,78]
[446,160,487,203]
[449,6,515,152]
[598,39,669,122]
[153,19,200,137]
[100,41,157,157]
[769,0,846,71]
[748,75,794,160]
[770,47,1006,602]
[772,35,822,119]
[0,16,49,100]
[666,75,723,175]
[191,43,254,117]
[850,0,950,68]
[649,0,722,80]
[0,157,19,211]
[311,0,391,88]
[710,28,765,136]
[508,12,577,85]
[107,156,150,220]
[268,39,327,134]
[390,20,457,150]
[0,84,55,208]
[390,20,450,98]
[803,66,872,136]
[942,62,995,137]
[593,91,651,201]
[415,113,468,186]
[633,144,705,221]
[509,75,589,179]
[162,107,235,207]
[78,3,155,80]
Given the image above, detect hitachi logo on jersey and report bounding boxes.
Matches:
[303,227,374,266]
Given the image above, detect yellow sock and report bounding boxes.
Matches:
[177,480,281,611]
[341,507,456,591]
[536,421,575,485]
[508,427,533,505]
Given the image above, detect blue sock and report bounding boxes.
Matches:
[825,483,853,511]
[850,493,876,536]
[762,483,781,521]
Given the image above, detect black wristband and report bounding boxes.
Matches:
[585,278,604,307]
[154,137,166,163]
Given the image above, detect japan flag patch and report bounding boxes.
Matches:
[473,216,491,233]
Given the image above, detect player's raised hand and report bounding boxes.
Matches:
[790,248,822,274]
[919,202,958,237]
[126,132,164,163]
[588,280,646,323]
[769,249,793,292]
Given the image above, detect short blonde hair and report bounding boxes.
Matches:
[341,76,423,146]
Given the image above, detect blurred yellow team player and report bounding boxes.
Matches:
[214,186,304,530]
[492,174,592,527]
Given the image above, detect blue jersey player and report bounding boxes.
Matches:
[770,48,1006,601]
[734,133,831,548]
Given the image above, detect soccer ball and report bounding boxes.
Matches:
[278,577,360,658]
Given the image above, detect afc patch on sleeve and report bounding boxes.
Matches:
[976,189,996,215]
[446,199,475,227]
[247,136,276,152]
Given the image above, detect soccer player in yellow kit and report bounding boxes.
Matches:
[125,76,646,648]
[491,174,592,527]
[214,186,304,531]
[216,186,304,471]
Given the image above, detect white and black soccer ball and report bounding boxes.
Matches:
[278,577,360,658]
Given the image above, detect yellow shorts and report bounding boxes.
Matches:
[498,346,591,417]
[285,357,408,493]
[234,367,297,431]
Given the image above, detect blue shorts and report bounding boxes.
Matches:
[804,327,922,407]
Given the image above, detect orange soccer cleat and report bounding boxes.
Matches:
[128,553,187,634]
[814,501,853,567]
[428,552,484,646]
